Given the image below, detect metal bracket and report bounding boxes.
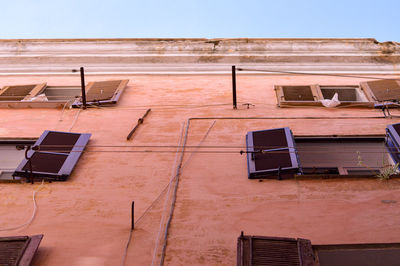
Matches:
[277,166,282,180]
[24,145,34,184]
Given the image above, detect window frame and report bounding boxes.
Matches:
[275,84,374,108]
[12,130,91,181]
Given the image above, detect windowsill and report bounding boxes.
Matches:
[0,100,73,108]
[278,101,375,108]
[295,174,400,180]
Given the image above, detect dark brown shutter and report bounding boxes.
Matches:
[237,234,314,266]
[85,79,129,102]
[386,123,400,164]
[13,131,91,181]
[0,83,47,101]
[360,79,400,101]
[246,127,300,179]
[0,235,43,266]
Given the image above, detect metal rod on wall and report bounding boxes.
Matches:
[232,65,237,109]
[131,201,135,230]
[80,67,87,109]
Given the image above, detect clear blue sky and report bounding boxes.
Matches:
[1,0,399,42]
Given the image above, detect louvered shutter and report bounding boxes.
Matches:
[386,123,400,164]
[73,79,129,107]
[0,235,43,266]
[360,79,400,101]
[13,131,90,181]
[246,127,301,179]
[237,234,314,266]
[0,83,47,101]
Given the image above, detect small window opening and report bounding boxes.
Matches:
[320,86,368,102]
[43,86,81,101]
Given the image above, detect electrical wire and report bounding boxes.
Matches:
[68,108,82,132]
[0,180,45,232]
[120,123,186,266]
[151,122,187,266]
[237,68,400,80]
[159,119,191,266]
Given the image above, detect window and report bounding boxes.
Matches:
[0,79,129,108]
[237,233,400,266]
[12,130,91,182]
[42,86,82,102]
[275,84,374,107]
[0,140,35,182]
[296,137,392,176]
[245,123,400,179]
[0,234,43,266]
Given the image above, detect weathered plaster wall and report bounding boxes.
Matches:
[1,73,400,265]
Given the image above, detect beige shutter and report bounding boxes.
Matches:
[0,83,47,101]
[85,80,129,102]
[360,79,400,101]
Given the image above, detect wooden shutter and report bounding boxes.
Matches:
[360,79,400,101]
[0,83,47,101]
[237,234,314,266]
[13,131,91,181]
[275,85,321,106]
[386,123,400,164]
[246,127,300,179]
[74,79,129,107]
[0,235,43,266]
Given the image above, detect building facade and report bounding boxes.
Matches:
[0,38,400,265]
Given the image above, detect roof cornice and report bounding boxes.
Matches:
[0,38,398,75]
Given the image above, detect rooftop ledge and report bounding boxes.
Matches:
[0,38,398,75]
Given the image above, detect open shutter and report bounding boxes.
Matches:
[72,79,129,107]
[0,83,47,101]
[360,79,400,102]
[237,234,314,266]
[0,235,43,266]
[246,127,300,179]
[275,85,321,106]
[386,123,400,164]
[13,131,91,181]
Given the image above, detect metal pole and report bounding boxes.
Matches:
[131,201,135,230]
[232,65,237,109]
[80,67,87,109]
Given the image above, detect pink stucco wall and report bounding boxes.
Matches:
[1,74,400,265]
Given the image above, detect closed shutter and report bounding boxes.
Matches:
[0,235,43,266]
[0,83,47,101]
[386,123,400,164]
[73,79,129,107]
[246,127,300,179]
[237,234,314,266]
[360,79,400,101]
[13,131,91,181]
